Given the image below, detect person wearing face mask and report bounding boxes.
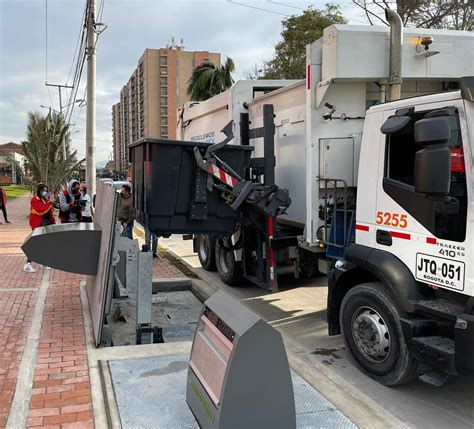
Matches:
[116,183,134,239]
[80,183,93,222]
[0,186,11,224]
[59,179,83,223]
[24,183,56,272]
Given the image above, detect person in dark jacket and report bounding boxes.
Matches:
[59,179,83,223]
[0,187,10,224]
[116,184,134,239]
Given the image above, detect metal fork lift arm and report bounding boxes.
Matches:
[193,119,291,218]
[193,105,293,292]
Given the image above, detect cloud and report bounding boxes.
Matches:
[0,0,368,162]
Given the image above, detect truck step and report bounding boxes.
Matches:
[412,336,456,374]
[415,299,464,321]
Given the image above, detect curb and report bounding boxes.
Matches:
[160,242,408,429]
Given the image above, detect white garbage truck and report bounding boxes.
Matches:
[174,21,474,384]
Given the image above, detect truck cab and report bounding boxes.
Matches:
[329,77,473,385]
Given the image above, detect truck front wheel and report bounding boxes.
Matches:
[196,235,216,271]
[340,282,419,386]
[215,239,243,286]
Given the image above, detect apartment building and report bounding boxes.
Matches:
[112,103,121,172]
[112,46,221,173]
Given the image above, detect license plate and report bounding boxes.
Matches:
[415,253,465,291]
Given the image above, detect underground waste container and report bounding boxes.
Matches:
[129,138,253,236]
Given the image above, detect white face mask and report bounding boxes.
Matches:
[41,191,48,197]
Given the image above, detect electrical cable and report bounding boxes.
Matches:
[66,1,88,85]
[226,0,288,16]
[266,0,303,10]
[45,0,55,110]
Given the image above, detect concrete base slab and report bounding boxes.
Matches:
[106,290,202,346]
[152,277,192,293]
[105,352,356,429]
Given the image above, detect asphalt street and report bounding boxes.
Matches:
[160,235,474,429]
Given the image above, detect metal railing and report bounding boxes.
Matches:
[318,177,348,249]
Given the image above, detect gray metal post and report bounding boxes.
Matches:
[386,8,403,101]
[86,0,97,197]
[136,250,153,344]
[263,104,275,186]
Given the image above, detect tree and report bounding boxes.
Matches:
[187,57,235,101]
[352,1,472,30]
[22,111,84,194]
[258,4,347,80]
[243,60,271,80]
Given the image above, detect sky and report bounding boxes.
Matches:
[0,0,371,165]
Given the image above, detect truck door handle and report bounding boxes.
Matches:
[376,230,392,246]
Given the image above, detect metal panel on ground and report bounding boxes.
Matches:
[107,354,356,429]
[86,183,118,346]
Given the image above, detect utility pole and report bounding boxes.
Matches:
[85,0,97,197]
[45,83,74,160]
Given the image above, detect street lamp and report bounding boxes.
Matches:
[39,100,85,160]
[40,99,86,113]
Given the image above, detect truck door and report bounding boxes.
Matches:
[374,99,470,294]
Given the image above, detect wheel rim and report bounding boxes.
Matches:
[218,246,230,274]
[198,236,208,261]
[351,306,391,363]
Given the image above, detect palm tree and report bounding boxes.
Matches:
[187,57,235,101]
[22,111,84,194]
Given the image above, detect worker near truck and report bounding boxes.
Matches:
[117,183,134,239]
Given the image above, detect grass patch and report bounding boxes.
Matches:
[3,185,29,200]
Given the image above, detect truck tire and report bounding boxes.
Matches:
[196,235,216,271]
[340,282,419,386]
[215,239,243,286]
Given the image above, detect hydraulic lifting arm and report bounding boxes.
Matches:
[193,120,291,218]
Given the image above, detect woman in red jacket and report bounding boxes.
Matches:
[24,183,56,273]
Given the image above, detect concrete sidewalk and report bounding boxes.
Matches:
[0,195,187,428]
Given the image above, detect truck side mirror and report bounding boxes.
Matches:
[414,117,451,195]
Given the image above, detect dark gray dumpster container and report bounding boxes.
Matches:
[129,138,253,236]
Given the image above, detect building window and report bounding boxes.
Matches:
[160,56,167,66]
[160,86,167,96]
[162,126,168,136]
[161,97,167,106]
[161,68,167,76]
[160,77,167,86]
[161,106,168,116]
[203,57,209,62]
[161,116,168,126]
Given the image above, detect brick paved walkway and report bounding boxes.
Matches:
[0,195,93,428]
[0,193,191,428]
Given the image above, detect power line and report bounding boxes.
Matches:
[66,2,88,85]
[266,0,304,10]
[71,114,111,131]
[98,0,105,22]
[226,0,288,16]
[64,1,89,126]
[45,0,55,110]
